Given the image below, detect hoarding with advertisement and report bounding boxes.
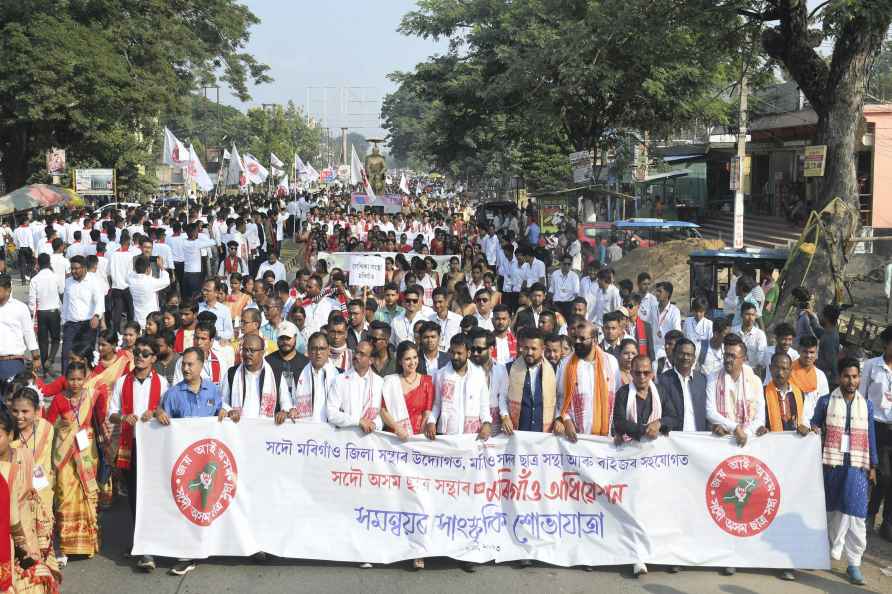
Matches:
[538,196,570,235]
[75,168,116,195]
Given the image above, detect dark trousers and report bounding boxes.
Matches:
[36,309,61,367]
[286,215,295,237]
[108,288,133,331]
[174,261,185,292]
[125,442,138,524]
[181,272,203,304]
[62,320,97,373]
[869,421,892,524]
[16,247,33,282]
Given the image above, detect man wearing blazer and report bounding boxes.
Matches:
[658,337,709,433]
[418,321,450,375]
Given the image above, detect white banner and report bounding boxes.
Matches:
[349,255,386,287]
[135,421,829,568]
[317,252,459,276]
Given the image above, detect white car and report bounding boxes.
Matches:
[92,202,141,219]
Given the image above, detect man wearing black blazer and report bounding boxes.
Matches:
[658,337,709,432]
[418,321,451,375]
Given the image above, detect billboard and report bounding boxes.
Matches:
[46,148,66,175]
[350,192,402,213]
[75,169,116,195]
[538,196,570,235]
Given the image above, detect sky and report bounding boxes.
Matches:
[220,1,447,137]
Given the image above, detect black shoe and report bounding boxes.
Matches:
[169,560,196,576]
[252,552,269,564]
[137,555,155,572]
[723,567,736,576]
[668,566,681,573]
[460,562,477,573]
[518,559,532,568]
[780,570,795,581]
[880,522,892,543]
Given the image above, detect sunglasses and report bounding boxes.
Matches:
[134,349,154,359]
[404,298,419,303]
[470,346,488,353]
[475,298,489,303]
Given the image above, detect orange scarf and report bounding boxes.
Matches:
[790,360,817,394]
[764,382,804,432]
[560,348,610,435]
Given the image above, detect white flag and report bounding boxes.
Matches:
[223,149,231,160]
[350,145,376,199]
[226,144,246,187]
[276,175,289,197]
[305,162,320,183]
[399,173,410,195]
[271,166,284,177]
[242,153,269,184]
[187,145,214,192]
[162,127,189,165]
[270,153,284,168]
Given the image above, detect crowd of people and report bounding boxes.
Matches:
[0,187,888,591]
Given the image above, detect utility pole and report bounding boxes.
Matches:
[341,127,348,165]
[733,74,748,250]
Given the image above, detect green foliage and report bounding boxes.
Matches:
[868,37,892,102]
[386,0,742,191]
[0,0,271,194]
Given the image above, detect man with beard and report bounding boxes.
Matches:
[265,321,309,397]
[490,304,517,364]
[501,327,556,434]
[220,334,290,422]
[514,283,547,331]
[368,320,398,376]
[345,299,368,351]
[467,328,508,435]
[554,321,621,441]
[811,359,878,586]
[303,274,339,335]
[544,334,566,371]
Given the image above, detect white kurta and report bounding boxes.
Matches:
[326,368,383,430]
[430,363,492,435]
[290,362,339,422]
[705,369,766,436]
[221,363,291,419]
[555,352,621,434]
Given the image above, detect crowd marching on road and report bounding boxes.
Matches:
[0,187,889,593]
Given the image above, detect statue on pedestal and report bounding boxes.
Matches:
[365,138,386,196]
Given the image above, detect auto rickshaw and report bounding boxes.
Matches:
[688,248,790,318]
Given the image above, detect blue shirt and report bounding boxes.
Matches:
[162,379,222,418]
[526,223,540,245]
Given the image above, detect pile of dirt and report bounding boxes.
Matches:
[611,238,726,312]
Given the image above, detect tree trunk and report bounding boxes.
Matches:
[1,125,31,192]
[770,52,872,325]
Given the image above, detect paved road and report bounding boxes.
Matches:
[54,497,890,594]
[7,275,892,593]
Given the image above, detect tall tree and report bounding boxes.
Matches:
[738,1,892,320]
[0,0,270,193]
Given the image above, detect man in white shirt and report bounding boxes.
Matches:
[391,285,431,347]
[651,281,682,361]
[13,217,36,283]
[762,322,800,385]
[706,335,765,444]
[472,288,496,331]
[197,279,234,341]
[469,328,509,435]
[108,231,137,329]
[326,340,383,431]
[255,251,286,282]
[426,333,492,439]
[217,241,249,277]
[429,288,461,352]
[49,239,69,297]
[636,272,659,327]
[220,334,291,421]
[513,247,546,292]
[167,222,186,289]
[61,256,105,373]
[287,331,338,422]
[491,305,518,364]
[731,301,768,372]
[303,275,339,336]
[482,225,500,268]
[108,335,168,571]
[128,255,171,329]
[549,255,580,322]
[0,272,41,381]
[181,223,218,303]
[29,254,62,373]
[496,243,519,311]
[585,268,621,327]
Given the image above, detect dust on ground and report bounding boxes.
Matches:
[612,238,726,313]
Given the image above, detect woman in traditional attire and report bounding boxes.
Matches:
[617,339,639,387]
[0,406,61,593]
[49,362,106,558]
[380,341,434,570]
[9,390,54,521]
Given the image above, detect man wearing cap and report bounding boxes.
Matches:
[266,320,309,396]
